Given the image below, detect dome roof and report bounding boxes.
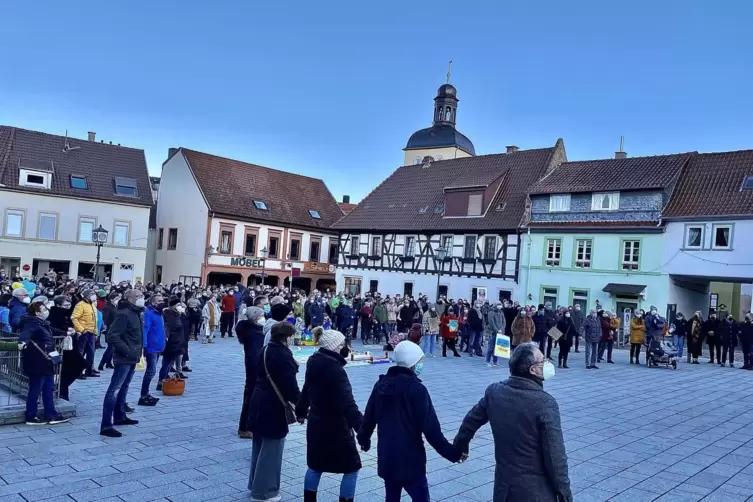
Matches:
[404,124,476,155]
[436,84,457,98]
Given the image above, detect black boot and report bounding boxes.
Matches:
[304,489,317,502]
[339,498,354,502]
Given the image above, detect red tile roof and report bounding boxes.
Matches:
[662,149,753,219]
[333,139,565,232]
[528,153,693,194]
[0,126,152,206]
[180,149,343,230]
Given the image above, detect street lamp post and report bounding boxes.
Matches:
[434,246,448,302]
[91,225,109,283]
[258,247,268,286]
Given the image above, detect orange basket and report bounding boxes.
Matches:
[161,377,185,396]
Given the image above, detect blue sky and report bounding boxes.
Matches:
[2,1,752,202]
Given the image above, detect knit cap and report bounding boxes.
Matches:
[12,288,28,298]
[246,306,265,322]
[316,328,345,352]
[169,296,181,307]
[270,303,291,322]
[394,341,424,369]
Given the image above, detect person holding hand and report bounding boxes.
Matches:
[358,341,463,502]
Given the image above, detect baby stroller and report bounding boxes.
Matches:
[646,334,678,369]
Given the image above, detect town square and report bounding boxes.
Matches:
[1,1,753,501]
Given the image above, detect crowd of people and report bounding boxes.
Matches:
[3,270,753,502]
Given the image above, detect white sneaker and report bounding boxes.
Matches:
[251,496,281,502]
[486,363,492,368]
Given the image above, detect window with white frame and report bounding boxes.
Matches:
[621,240,640,270]
[4,210,24,237]
[371,236,381,256]
[684,225,703,249]
[712,224,732,249]
[349,236,359,255]
[441,235,453,251]
[575,239,592,268]
[483,236,497,259]
[114,222,130,246]
[404,236,416,256]
[20,170,51,189]
[591,192,620,211]
[78,217,96,242]
[38,213,57,240]
[549,194,571,212]
[546,238,561,266]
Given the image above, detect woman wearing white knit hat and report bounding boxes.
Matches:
[297,327,363,502]
[357,341,463,501]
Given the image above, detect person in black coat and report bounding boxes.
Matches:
[19,302,68,425]
[237,306,265,438]
[308,298,325,328]
[719,316,739,368]
[357,341,462,501]
[48,295,84,402]
[100,289,145,438]
[556,313,575,368]
[157,298,185,391]
[98,292,121,371]
[702,313,721,363]
[297,328,363,502]
[740,314,753,370]
[247,322,301,501]
[398,300,413,333]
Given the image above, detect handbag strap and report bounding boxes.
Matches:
[29,340,52,360]
[263,345,291,409]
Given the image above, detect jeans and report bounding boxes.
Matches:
[26,375,57,421]
[485,332,498,365]
[598,340,614,361]
[248,436,285,500]
[141,352,159,398]
[99,344,114,368]
[305,468,358,498]
[385,476,430,502]
[585,341,598,367]
[469,330,483,355]
[158,354,176,384]
[101,364,136,429]
[82,332,96,373]
[672,335,685,359]
[630,343,642,362]
[420,332,436,355]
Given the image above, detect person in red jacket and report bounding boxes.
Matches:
[440,305,461,357]
[220,291,237,338]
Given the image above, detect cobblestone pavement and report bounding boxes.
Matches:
[1,338,753,502]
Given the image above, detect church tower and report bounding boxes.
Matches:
[403,78,475,166]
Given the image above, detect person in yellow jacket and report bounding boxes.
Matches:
[72,289,100,378]
[630,311,646,364]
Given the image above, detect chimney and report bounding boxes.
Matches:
[168,147,178,159]
[342,195,351,204]
[506,145,519,154]
[87,131,96,142]
[615,135,627,159]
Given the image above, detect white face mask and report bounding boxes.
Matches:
[256,318,265,326]
[542,361,555,380]
[176,305,185,314]
[565,313,571,318]
[22,297,31,304]
[90,295,97,302]
[135,298,146,308]
[39,310,49,320]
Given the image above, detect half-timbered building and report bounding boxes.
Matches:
[333,130,566,301]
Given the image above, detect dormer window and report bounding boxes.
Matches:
[549,194,571,212]
[308,210,321,219]
[467,193,483,216]
[591,192,620,211]
[742,175,753,191]
[19,169,51,189]
[254,200,268,210]
[114,177,138,196]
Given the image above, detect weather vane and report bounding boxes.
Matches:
[446,60,453,84]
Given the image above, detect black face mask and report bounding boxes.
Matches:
[339,346,350,358]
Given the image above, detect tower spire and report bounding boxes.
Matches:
[446,60,453,84]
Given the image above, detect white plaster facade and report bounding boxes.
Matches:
[0,190,149,282]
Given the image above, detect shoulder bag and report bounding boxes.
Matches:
[263,345,297,425]
[29,340,62,365]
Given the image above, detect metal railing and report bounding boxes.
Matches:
[0,331,65,410]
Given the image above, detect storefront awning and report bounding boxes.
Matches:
[602,283,647,296]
